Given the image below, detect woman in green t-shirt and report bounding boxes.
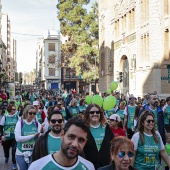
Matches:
[131,110,170,169]
[15,105,41,170]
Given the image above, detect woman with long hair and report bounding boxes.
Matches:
[98,136,136,170]
[15,105,42,170]
[83,104,114,169]
[131,110,170,169]
[67,98,80,117]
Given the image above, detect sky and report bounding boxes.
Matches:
[1,0,97,74]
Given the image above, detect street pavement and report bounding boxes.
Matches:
[0,144,13,170]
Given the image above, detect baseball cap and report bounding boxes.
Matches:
[109,114,121,122]
[33,101,39,106]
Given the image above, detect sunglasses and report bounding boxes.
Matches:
[89,111,100,114]
[109,119,116,122]
[50,119,63,124]
[146,119,155,124]
[12,109,16,111]
[129,98,135,100]
[118,151,134,158]
[28,112,36,116]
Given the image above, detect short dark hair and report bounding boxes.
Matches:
[166,97,170,102]
[48,110,63,121]
[63,117,89,135]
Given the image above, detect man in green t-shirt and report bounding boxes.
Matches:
[29,117,95,170]
[32,110,64,161]
[163,97,170,133]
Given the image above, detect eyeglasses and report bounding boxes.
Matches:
[118,151,134,158]
[28,112,36,116]
[12,109,16,111]
[89,111,100,114]
[50,119,63,124]
[146,119,155,124]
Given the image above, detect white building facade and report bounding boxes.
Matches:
[36,30,61,90]
[99,0,170,97]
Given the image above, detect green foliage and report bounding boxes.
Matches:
[57,0,99,80]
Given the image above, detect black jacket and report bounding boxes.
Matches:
[98,164,137,170]
[32,130,51,162]
[84,124,114,170]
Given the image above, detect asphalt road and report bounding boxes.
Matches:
[0,141,13,170]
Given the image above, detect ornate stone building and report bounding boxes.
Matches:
[99,0,170,97]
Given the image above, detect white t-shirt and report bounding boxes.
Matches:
[28,154,95,170]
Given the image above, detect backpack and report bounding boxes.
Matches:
[21,119,38,129]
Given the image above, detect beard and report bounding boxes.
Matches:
[152,101,158,107]
[51,127,62,134]
[61,140,81,159]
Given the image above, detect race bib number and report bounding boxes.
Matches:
[4,132,10,137]
[22,143,34,150]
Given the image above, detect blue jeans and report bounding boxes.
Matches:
[15,155,32,170]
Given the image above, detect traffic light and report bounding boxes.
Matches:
[20,78,23,84]
[119,72,123,83]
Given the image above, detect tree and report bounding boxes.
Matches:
[57,0,99,81]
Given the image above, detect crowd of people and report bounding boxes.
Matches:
[0,88,170,170]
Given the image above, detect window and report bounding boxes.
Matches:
[65,69,71,78]
[48,43,55,51]
[48,55,55,63]
[49,68,55,76]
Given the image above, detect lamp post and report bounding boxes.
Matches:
[94,56,96,94]
[78,74,82,94]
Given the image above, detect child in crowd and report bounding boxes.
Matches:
[109,114,126,137]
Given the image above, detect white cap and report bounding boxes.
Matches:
[109,114,121,122]
[33,101,39,106]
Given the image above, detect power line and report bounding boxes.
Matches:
[11,32,43,37]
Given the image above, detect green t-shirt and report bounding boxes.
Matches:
[127,105,136,129]
[165,143,170,166]
[29,154,95,170]
[78,105,86,113]
[90,124,105,151]
[4,114,18,141]
[17,121,38,153]
[29,95,35,103]
[61,108,67,120]
[134,133,161,170]
[164,105,170,125]
[36,111,42,124]
[116,109,125,122]
[47,133,61,154]
[68,106,78,117]
[149,108,158,129]
[105,109,115,118]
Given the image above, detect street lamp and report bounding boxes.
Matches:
[78,74,82,94]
